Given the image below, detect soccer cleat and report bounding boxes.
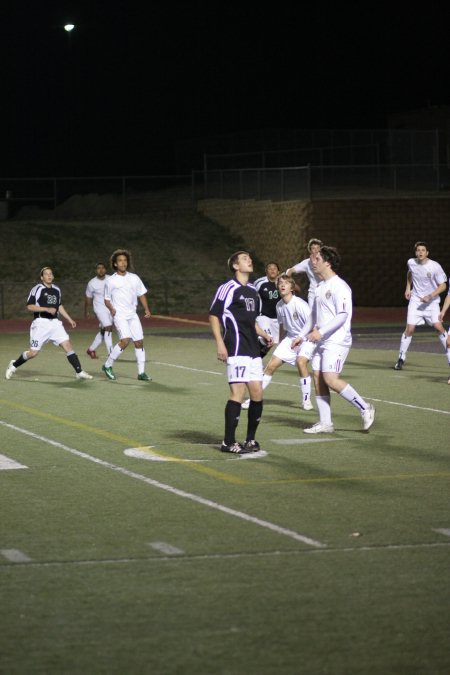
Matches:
[76,370,93,380]
[137,372,152,381]
[241,398,251,409]
[394,358,404,370]
[220,441,248,454]
[304,422,335,434]
[361,403,375,431]
[5,360,16,380]
[243,439,261,453]
[86,348,98,359]
[102,365,116,380]
[302,399,314,411]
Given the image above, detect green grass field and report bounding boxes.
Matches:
[0,326,449,675]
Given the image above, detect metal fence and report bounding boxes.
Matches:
[193,163,450,201]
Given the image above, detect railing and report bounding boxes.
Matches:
[193,163,450,201]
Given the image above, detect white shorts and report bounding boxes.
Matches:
[274,336,316,367]
[29,318,70,351]
[311,343,350,374]
[256,315,280,344]
[407,300,441,327]
[113,314,144,341]
[94,304,113,328]
[226,356,264,384]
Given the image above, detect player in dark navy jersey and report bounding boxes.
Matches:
[254,262,281,356]
[5,267,92,381]
[209,251,273,454]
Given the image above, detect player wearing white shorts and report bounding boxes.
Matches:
[286,238,323,307]
[394,242,449,375]
[84,262,113,359]
[254,262,281,355]
[209,251,273,454]
[242,274,316,411]
[438,278,450,384]
[5,267,92,381]
[102,249,151,382]
[292,246,375,434]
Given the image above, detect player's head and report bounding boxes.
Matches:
[265,262,280,280]
[111,249,132,271]
[276,274,295,291]
[96,262,107,276]
[40,267,54,285]
[307,238,323,253]
[228,251,251,274]
[319,246,341,271]
[414,241,429,255]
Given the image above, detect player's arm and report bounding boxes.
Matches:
[439,292,450,321]
[255,322,274,347]
[420,281,446,304]
[84,295,93,318]
[405,271,412,300]
[58,304,76,328]
[26,303,57,315]
[138,294,151,318]
[209,315,228,362]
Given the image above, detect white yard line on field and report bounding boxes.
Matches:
[0,420,326,549]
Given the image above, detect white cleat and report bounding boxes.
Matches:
[302,399,313,411]
[241,399,250,409]
[76,370,93,380]
[361,403,375,431]
[5,360,16,380]
[304,422,334,434]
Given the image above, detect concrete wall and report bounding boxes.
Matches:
[197,198,450,306]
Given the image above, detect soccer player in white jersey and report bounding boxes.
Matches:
[242,274,316,411]
[292,246,375,434]
[254,262,281,355]
[286,238,323,307]
[438,276,450,384]
[84,262,113,359]
[5,267,92,381]
[101,249,151,382]
[394,242,449,373]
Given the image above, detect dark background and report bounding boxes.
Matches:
[1,1,449,177]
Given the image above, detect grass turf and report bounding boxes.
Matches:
[0,330,449,674]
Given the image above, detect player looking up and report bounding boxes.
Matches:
[5,266,92,381]
[254,262,281,356]
[286,238,323,307]
[209,250,273,454]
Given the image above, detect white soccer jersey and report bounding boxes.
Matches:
[85,275,111,313]
[407,258,447,304]
[292,258,321,304]
[104,272,147,319]
[276,295,311,338]
[314,275,353,347]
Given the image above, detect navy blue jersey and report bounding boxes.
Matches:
[209,280,260,357]
[254,276,279,318]
[27,283,61,320]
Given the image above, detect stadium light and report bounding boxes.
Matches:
[64,24,75,32]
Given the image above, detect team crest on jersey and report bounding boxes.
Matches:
[326,291,332,299]
[427,272,432,279]
[293,312,299,320]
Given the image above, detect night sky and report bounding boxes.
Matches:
[1,1,449,176]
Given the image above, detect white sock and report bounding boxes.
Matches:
[262,374,272,390]
[300,376,311,402]
[135,347,146,374]
[105,344,123,367]
[339,384,367,412]
[316,395,332,425]
[90,332,103,351]
[104,331,113,354]
[399,334,412,360]
[438,332,449,364]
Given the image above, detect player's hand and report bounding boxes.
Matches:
[307,327,322,343]
[265,334,274,347]
[405,290,411,300]
[47,307,57,315]
[291,336,303,349]
[144,310,151,318]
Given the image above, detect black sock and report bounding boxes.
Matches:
[13,354,27,368]
[67,352,82,373]
[224,400,241,445]
[246,400,263,442]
